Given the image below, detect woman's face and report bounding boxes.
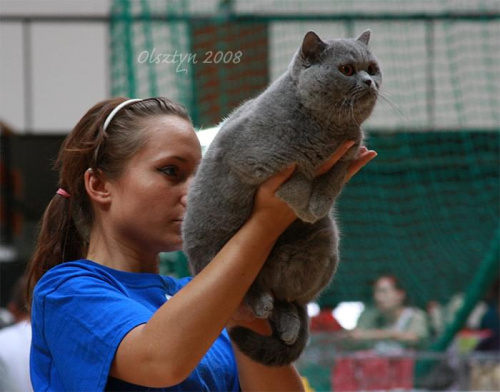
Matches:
[373,277,405,312]
[106,115,202,255]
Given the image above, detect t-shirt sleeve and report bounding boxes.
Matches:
[356,307,378,330]
[0,356,16,392]
[34,271,153,391]
[407,309,430,341]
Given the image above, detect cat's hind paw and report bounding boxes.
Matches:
[247,292,274,319]
[280,321,301,345]
[276,308,301,345]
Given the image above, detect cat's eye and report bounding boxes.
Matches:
[367,63,378,75]
[339,65,355,76]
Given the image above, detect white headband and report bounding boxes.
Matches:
[103,98,143,131]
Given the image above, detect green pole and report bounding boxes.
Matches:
[122,0,137,98]
[140,0,158,97]
[431,227,499,352]
[416,227,500,379]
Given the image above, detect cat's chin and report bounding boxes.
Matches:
[357,93,378,111]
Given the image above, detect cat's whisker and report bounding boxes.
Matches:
[333,97,349,125]
[338,97,352,123]
[352,102,362,128]
[323,96,346,126]
[331,97,346,124]
[378,92,408,122]
[337,100,346,124]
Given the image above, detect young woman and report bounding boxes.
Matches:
[349,275,430,349]
[27,97,377,391]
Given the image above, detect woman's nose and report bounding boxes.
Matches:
[180,192,188,208]
[180,177,192,208]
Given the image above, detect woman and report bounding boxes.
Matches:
[349,275,430,350]
[27,97,376,391]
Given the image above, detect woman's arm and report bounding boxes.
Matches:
[227,145,378,392]
[110,142,377,388]
[349,328,420,343]
[110,166,298,387]
[233,342,305,392]
[228,308,305,391]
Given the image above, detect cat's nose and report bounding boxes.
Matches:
[363,78,372,87]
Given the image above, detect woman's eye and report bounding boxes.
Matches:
[339,65,355,76]
[159,166,179,177]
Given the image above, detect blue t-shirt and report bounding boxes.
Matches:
[30,259,240,391]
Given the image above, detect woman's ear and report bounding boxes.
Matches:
[84,168,111,207]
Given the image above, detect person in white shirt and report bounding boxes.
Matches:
[349,274,430,350]
[0,276,33,392]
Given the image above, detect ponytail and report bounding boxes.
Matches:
[25,96,190,307]
[26,193,85,305]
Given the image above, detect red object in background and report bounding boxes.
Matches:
[310,309,343,332]
[332,351,414,391]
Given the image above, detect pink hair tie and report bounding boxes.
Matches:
[56,188,71,199]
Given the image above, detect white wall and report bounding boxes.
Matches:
[1,1,498,134]
[0,0,111,134]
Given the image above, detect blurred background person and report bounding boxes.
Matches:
[0,276,33,392]
[348,274,430,352]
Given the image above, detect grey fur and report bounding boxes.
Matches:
[182,30,381,366]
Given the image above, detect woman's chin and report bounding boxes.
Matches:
[162,237,183,252]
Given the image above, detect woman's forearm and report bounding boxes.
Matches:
[228,317,305,391]
[391,330,420,343]
[233,345,304,392]
[111,211,294,387]
[351,328,419,343]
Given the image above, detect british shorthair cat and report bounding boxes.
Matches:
[183,30,381,365]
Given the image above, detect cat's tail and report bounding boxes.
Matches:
[228,301,309,366]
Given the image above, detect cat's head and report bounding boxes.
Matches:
[289,30,382,125]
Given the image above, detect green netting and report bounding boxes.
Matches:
[110,0,500,356]
[333,131,499,308]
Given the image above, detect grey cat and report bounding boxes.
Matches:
[182,30,381,366]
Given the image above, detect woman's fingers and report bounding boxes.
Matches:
[260,164,297,194]
[315,140,356,177]
[260,141,376,193]
[228,304,272,335]
[231,303,256,322]
[344,149,377,183]
[358,146,369,155]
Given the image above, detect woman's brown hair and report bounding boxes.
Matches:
[26,97,190,305]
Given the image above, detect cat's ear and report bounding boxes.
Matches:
[301,31,326,62]
[356,30,371,46]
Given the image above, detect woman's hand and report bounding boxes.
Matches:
[233,141,377,321]
[249,163,298,235]
[228,307,305,391]
[315,142,378,181]
[227,303,272,335]
[251,141,377,232]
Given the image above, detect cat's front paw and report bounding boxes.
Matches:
[275,170,312,215]
[295,208,318,223]
[308,193,334,219]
